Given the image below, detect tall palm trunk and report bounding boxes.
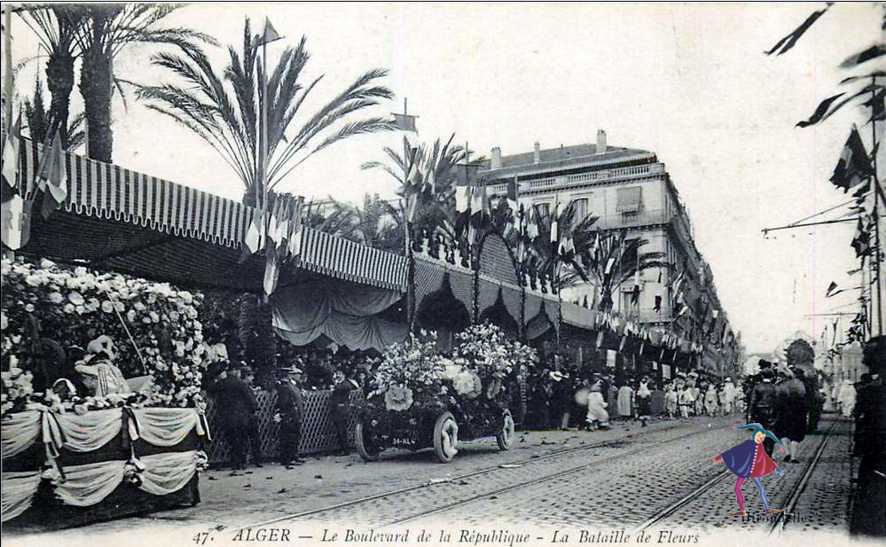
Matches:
[79,46,113,162]
[239,189,277,386]
[45,52,75,146]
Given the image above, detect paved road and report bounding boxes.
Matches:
[6,415,856,547]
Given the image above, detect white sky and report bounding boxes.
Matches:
[6,2,882,354]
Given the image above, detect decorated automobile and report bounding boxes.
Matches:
[354,324,537,463]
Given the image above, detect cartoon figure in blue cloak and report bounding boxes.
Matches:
[712,423,786,516]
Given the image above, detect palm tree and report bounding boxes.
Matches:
[16,4,83,148]
[573,230,670,312]
[69,4,215,162]
[137,17,395,206]
[361,135,468,252]
[23,78,85,151]
[136,18,395,381]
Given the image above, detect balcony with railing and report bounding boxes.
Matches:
[487,162,666,195]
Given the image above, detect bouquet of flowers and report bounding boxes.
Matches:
[1,258,226,416]
[369,331,447,412]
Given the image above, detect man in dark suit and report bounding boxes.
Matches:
[749,362,778,456]
[851,336,886,537]
[276,366,306,468]
[207,366,256,470]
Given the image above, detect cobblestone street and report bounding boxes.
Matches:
[6,415,859,547]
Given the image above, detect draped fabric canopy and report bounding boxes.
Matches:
[273,279,407,351]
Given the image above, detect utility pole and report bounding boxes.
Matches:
[870,76,883,336]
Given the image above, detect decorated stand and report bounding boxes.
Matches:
[354,324,536,463]
[1,258,215,526]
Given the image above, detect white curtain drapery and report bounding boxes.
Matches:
[138,451,197,496]
[273,279,406,351]
[56,409,122,453]
[132,408,202,446]
[0,470,42,522]
[1,411,41,459]
[53,460,127,507]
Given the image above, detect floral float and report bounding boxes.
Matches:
[1,258,226,416]
[355,324,538,463]
[1,258,223,525]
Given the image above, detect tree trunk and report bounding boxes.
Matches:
[79,47,112,162]
[238,188,277,387]
[45,52,74,147]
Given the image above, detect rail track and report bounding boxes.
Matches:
[234,418,737,531]
[628,418,838,535]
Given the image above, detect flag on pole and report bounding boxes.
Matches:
[851,217,870,257]
[263,240,279,296]
[765,3,831,56]
[1,194,32,250]
[37,131,68,219]
[796,92,846,128]
[257,17,282,46]
[525,202,539,240]
[825,281,839,297]
[831,126,874,193]
[392,113,417,132]
[1,112,21,194]
[549,199,559,246]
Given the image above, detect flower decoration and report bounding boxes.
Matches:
[384,385,415,412]
[1,258,226,416]
[194,450,210,472]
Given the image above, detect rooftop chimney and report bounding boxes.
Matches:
[491,146,502,169]
[596,129,607,154]
[533,142,541,164]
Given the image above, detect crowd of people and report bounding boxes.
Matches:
[524,355,743,432]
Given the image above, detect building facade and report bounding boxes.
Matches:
[479,131,741,377]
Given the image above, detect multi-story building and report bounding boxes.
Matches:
[479,131,739,376]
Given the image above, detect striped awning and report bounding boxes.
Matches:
[13,138,408,292]
[296,228,407,292]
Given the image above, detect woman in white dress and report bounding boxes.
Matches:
[586,382,610,431]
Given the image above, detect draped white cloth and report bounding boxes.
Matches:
[51,451,199,507]
[132,408,203,446]
[1,411,41,459]
[56,409,122,453]
[1,470,42,522]
[54,460,127,507]
[139,451,197,496]
[273,279,406,351]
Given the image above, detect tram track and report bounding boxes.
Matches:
[627,419,838,535]
[233,419,729,531]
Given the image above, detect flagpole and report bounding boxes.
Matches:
[870,76,883,336]
[3,6,12,132]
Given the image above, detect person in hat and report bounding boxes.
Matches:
[748,365,778,456]
[207,365,256,470]
[74,336,131,397]
[548,363,572,430]
[585,380,610,431]
[330,370,358,455]
[704,382,720,417]
[665,381,679,418]
[837,379,856,418]
[635,376,652,427]
[850,336,886,536]
[773,365,807,463]
[712,423,785,516]
[721,377,737,416]
[275,366,306,467]
[242,366,263,467]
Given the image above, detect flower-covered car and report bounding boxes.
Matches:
[354,325,537,463]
